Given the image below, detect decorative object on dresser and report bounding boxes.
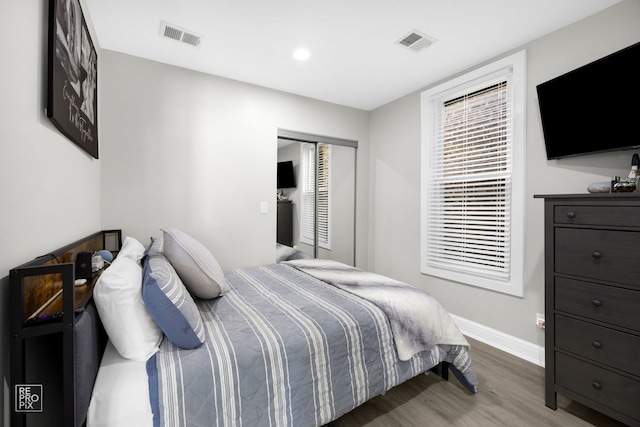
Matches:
[9,230,121,427]
[535,193,640,426]
[586,182,611,194]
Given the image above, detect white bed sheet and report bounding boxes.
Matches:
[87,340,154,427]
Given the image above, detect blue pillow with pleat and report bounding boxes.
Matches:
[142,253,205,349]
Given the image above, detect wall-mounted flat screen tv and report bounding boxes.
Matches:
[277,161,296,189]
[537,41,640,160]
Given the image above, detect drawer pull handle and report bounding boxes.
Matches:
[566,211,576,219]
[591,251,602,259]
[591,299,602,307]
[592,340,602,349]
[592,381,602,391]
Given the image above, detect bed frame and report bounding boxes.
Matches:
[9,230,121,427]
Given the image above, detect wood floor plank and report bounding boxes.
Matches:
[330,337,628,427]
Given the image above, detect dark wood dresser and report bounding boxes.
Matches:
[536,193,640,426]
[277,200,293,246]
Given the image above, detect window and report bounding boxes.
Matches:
[420,51,526,297]
[300,143,331,249]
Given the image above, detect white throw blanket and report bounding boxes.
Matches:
[284,258,469,361]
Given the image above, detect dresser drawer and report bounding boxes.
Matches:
[556,353,640,421]
[555,278,640,331]
[555,315,640,376]
[555,205,640,227]
[555,228,640,287]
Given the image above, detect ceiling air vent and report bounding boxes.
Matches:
[396,30,437,52]
[160,21,202,47]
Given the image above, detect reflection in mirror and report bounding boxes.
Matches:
[276,130,357,266]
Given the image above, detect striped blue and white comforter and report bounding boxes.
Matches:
[147,263,477,427]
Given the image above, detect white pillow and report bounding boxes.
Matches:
[117,236,146,262]
[162,228,229,299]
[94,255,162,361]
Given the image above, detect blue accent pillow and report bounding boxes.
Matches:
[142,253,205,349]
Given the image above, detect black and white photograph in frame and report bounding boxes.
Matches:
[47,0,98,158]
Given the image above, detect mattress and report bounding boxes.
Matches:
[87,341,153,427]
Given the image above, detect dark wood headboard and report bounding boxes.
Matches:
[9,230,121,427]
[13,230,120,324]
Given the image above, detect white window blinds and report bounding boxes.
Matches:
[421,50,526,297]
[300,143,331,248]
[300,143,315,244]
[317,144,330,247]
[426,81,512,280]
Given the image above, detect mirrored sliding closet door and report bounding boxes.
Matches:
[276,129,357,266]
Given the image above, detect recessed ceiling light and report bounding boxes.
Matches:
[293,49,311,61]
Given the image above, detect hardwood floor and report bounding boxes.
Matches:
[330,337,628,427]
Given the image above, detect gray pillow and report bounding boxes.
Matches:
[162,228,229,299]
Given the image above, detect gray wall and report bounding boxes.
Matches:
[98,50,370,271]
[367,0,640,355]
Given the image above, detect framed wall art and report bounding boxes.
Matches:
[47,0,98,158]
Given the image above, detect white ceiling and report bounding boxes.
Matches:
[84,0,621,111]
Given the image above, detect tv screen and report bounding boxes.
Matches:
[537,41,640,160]
[277,161,296,189]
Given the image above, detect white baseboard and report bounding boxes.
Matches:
[450,314,545,367]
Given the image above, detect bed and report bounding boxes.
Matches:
[275,242,311,263]
[85,229,477,427]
